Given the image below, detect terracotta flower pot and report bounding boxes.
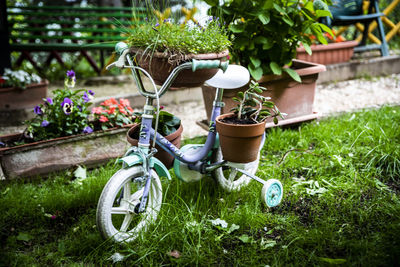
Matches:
[130,48,229,88]
[126,123,183,169]
[0,125,133,179]
[202,59,326,128]
[215,113,266,163]
[296,41,358,65]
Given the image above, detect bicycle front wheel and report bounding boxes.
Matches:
[212,146,260,192]
[96,166,162,243]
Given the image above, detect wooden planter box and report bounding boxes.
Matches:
[0,80,49,126]
[0,125,132,180]
[202,59,326,128]
[296,41,358,65]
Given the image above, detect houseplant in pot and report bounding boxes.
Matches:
[296,29,358,65]
[216,80,282,163]
[203,0,331,125]
[126,14,230,88]
[0,68,48,125]
[126,109,182,169]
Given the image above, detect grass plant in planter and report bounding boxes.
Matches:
[203,0,331,125]
[126,15,230,87]
[126,110,182,168]
[216,81,282,163]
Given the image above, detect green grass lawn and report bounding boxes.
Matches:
[1,106,400,266]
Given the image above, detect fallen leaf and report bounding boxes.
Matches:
[167,250,181,258]
[17,232,33,242]
[108,252,126,263]
[210,218,228,228]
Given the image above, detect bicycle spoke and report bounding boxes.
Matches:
[123,183,131,199]
[120,214,133,232]
[228,169,238,181]
[111,207,129,215]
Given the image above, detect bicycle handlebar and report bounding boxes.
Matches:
[192,59,229,73]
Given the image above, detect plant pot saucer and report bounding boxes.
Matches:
[265,112,318,128]
[196,112,318,131]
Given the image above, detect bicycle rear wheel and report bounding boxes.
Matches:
[96,166,162,243]
[212,146,260,191]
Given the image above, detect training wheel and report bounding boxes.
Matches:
[261,179,283,208]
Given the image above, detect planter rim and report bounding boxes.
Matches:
[258,59,326,83]
[0,123,134,155]
[0,80,49,93]
[127,123,183,144]
[216,113,266,127]
[297,40,358,53]
[130,48,229,61]
[216,113,266,138]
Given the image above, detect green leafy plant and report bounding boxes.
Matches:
[230,81,283,124]
[25,70,94,141]
[0,68,42,89]
[134,109,181,136]
[127,15,231,60]
[206,0,333,81]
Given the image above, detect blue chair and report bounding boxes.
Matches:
[322,0,389,56]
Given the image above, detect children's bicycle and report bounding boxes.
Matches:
[96,42,283,243]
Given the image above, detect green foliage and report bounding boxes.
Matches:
[134,110,181,136]
[230,80,282,123]
[1,106,400,265]
[25,72,94,141]
[127,17,231,56]
[206,0,332,80]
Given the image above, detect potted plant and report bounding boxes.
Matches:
[296,29,358,65]
[126,15,231,88]
[203,0,331,125]
[126,109,183,169]
[215,81,282,163]
[0,71,135,179]
[0,69,48,125]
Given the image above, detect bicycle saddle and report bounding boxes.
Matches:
[204,65,250,89]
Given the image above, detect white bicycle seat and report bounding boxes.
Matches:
[205,65,250,89]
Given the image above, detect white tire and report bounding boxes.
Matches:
[96,166,162,243]
[261,179,283,208]
[212,146,260,191]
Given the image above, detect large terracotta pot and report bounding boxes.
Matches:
[215,113,266,163]
[130,48,229,88]
[126,123,183,169]
[0,125,132,179]
[202,59,326,128]
[0,80,49,126]
[296,41,358,65]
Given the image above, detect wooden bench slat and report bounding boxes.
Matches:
[10,26,130,34]
[7,10,142,19]
[10,42,116,51]
[8,5,145,12]
[10,34,127,42]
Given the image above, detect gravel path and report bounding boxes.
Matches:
[167,73,400,138]
[1,74,399,138]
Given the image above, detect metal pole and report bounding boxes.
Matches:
[0,1,11,74]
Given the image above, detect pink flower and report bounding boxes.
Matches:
[91,107,104,114]
[99,115,109,122]
[102,98,118,107]
[118,104,128,115]
[119,98,130,107]
[106,106,116,115]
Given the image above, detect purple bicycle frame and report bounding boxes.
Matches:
[138,104,221,165]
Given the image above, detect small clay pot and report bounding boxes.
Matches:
[215,113,266,163]
[126,123,183,169]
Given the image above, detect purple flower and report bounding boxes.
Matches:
[66,70,75,78]
[34,105,43,115]
[46,98,53,105]
[88,90,95,96]
[0,141,5,147]
[41,120,50,127]
[82,126,93,134]
[77,105,82,111]
[155,23,160,27]
[145,17,148,21]
[82,92,90,103]
[61,97,73,115]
